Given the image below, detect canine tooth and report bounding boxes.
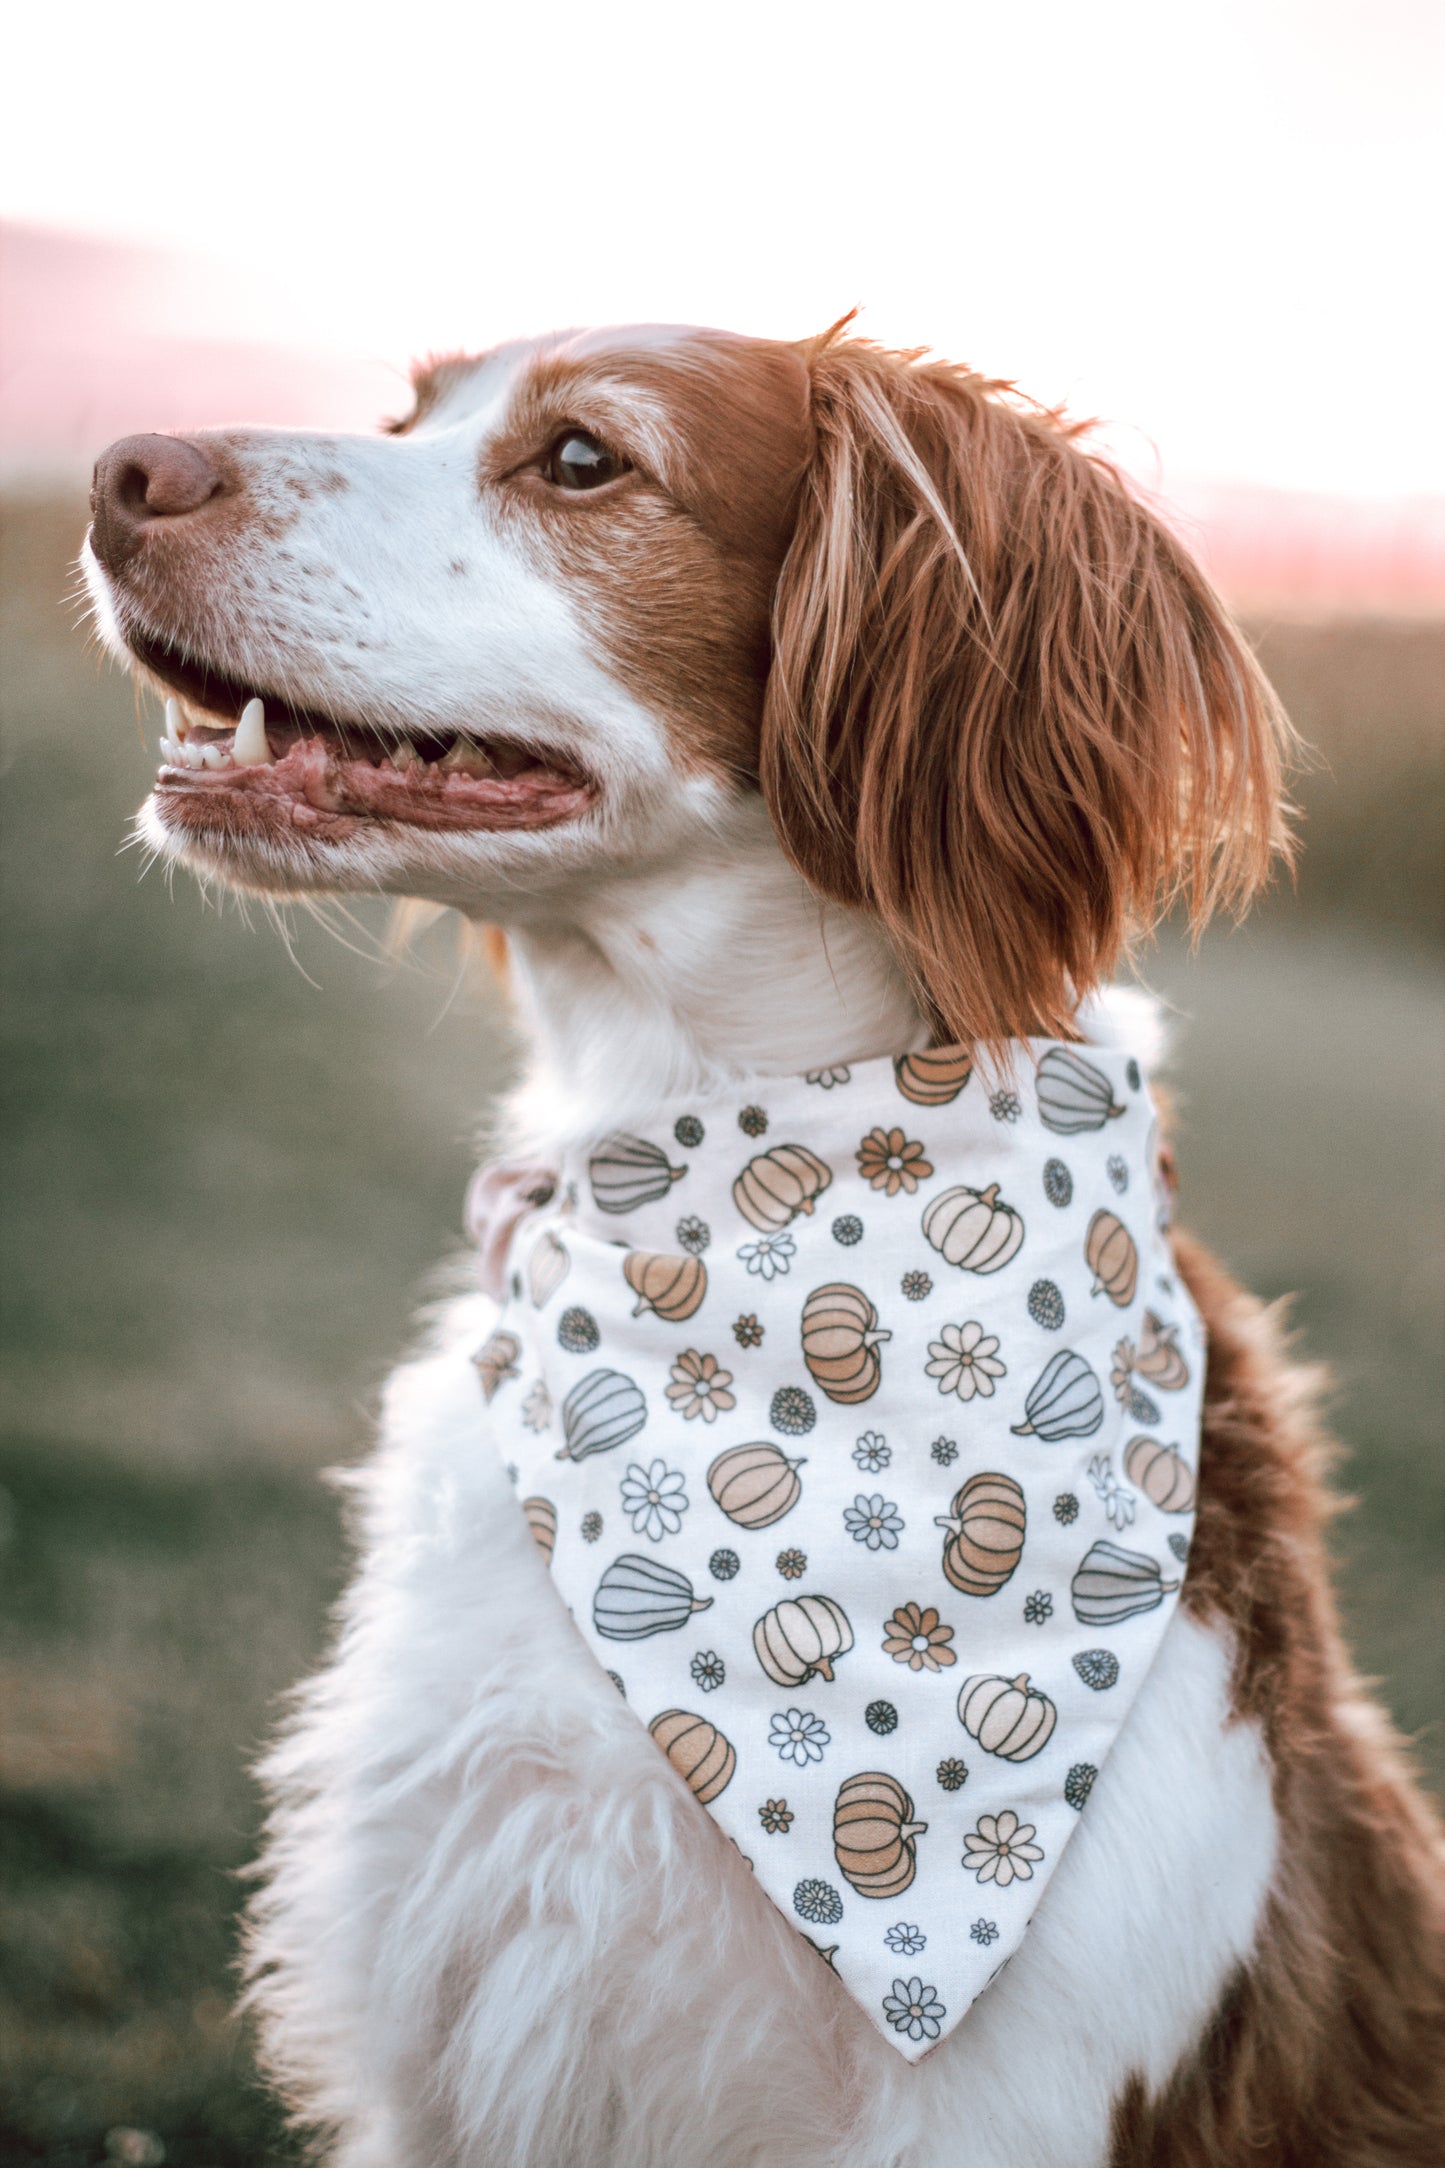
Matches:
[390,738,418,771]
[233,696,273,766]
[166,696,188,744]
[441,738,494,777]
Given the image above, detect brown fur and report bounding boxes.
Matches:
[761,329,1296,1047]
[1107,1232,1445,2163]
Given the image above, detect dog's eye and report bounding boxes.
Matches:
[544,430,626,491]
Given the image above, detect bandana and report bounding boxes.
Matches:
[472,1042,1204,2061]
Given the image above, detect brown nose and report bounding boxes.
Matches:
[90,433,224,572]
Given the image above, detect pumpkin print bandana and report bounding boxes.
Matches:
[473,1042,1204,2061]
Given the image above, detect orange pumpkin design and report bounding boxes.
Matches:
[1085,1210,1138,1307]
[520,1495,557,1563]
[800,1282,891,1404]
[893,1047,974,1106]
[935,1471,1026,1596]
[733,1144,833,1232]
[649,1709,736,1803]
[833,1770,928,1898]
[1123,1434,1196,1513]
[623,1249,707,1321]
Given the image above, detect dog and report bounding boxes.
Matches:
[83,321,1445,2165]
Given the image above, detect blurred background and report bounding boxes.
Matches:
[2,1,1442,2161]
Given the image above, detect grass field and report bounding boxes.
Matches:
[2,495,1441,2164]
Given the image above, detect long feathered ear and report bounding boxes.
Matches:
[760,333,1296,1047]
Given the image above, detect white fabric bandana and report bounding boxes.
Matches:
[473,1042,1204,2061]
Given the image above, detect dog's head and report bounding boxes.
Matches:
[84,321,1291,1043]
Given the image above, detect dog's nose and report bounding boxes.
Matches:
[90,433,224,572]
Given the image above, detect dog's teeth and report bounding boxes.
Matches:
[158,736,176,763]
[233,696,273,766]
[200,743,230,770]
[178,739,208,770]
[391,738,418,772]
[165,696,187,744]
[441,738,495,778]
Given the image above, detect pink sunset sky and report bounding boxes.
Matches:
[4,0,1442,614]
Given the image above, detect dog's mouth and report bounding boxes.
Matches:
[133,631,595,840]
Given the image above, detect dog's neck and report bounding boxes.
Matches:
[494,799,927,1156]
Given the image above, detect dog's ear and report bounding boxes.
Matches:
[760,333,1296,1046]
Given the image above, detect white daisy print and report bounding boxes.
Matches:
[843,1493,904,1551]
[769,1708,831,1766]
[619,1458,689,1542]
[852,1430,892,1473]
[737,1231,797,1281]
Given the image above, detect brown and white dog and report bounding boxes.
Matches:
[83,323,1445,2166]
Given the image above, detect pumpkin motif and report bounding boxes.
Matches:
[589,1133,686,1214]
[1136,1310,1190,1390]
[1123,1435,1196,1513]
[800,1282,891,1404]
[733,1143,833,1232]
[921,1184,1025,1275]
[957,1671,1058,1762]
[648,1708,736,1803]
[527,1230,570,1308]
[833,1770,928,1898]
[1070,1539,1179,1624]
[893,1046,975,1106]
[1085,1211,1138,1307]
[1011,1349,1104,1440]
[707,1441,805,1529]
[935,1471,1027,1597]
[593,1554,713,1640]
[753,1593,855,1686]
[473,1328,521,1401]
[1035,1047,1125,1134]
[556,1368,648,1461]
[624,1249,707,1322]
[520,1495,557,1563]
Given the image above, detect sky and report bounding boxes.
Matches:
[4,0,1443,498]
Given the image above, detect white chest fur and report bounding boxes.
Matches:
[250,1288,1278,2168]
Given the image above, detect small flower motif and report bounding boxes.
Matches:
[1022,1590,1053,1626]
[1168,1532,1190,1564]
[1065,1763,1098,1811]
[831,1214,864,1246]
[901,1269,933,1302]
[1027,1279,1065,1331]
[866,1700,899,1736]
[857,1125,934,1196]
[936,1756,969,1791]
[793,1876,844,1925]
[1087,1451,1136,1530]
[931,1436,959,1467]
[620,1458,689,1542]
[675,1214,711,1255]
[970,1918,999,1947]
[580,1510,603,1543]
[1127,1058,1142,1091]
[709,1547,740,1581]
[852,1429,892,1473]
[963,1809,1045,1886]
[665,1348,736,1423]
[1053,1491,1079,1526]
[885,1923,927,1955]
[1043,1158,1073,1208]
[758,1798,794,1834]
[1107,1154,1129,1194]
[776,1547,807,1581]
[1111,1338,1162,1425]
[882,1976,946,2043]
[988,1089,1021,1123]
[1073,1648,1120,1691]
[806,1066,852,1089]
[557,1305,600,1354]
[770,1385,816,1436]
[883,1602,957,1672]
[733,1313,764,1349]
[690,1650,726,1692]
[926,1321,1006,1401]
[844,1493,904,1551]
[674,1114,704,1148]
[738,1230,796,1281]
[738,1104,769,1137]
[521,1379,552,1432]
[771,1708,831,1766]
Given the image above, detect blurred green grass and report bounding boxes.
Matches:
[1,495,1441,2164]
